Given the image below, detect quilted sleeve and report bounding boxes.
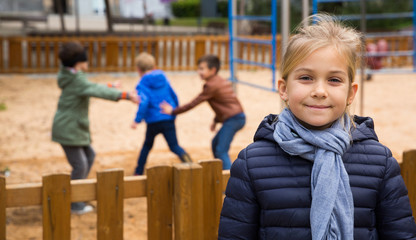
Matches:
[376,148,416,239]
[218,148,260,239]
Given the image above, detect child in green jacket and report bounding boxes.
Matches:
[52,41,138,214]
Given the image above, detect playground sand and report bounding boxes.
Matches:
[1,70,415,239]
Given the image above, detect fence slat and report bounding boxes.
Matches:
[170,39,175,70]
[96,41,102,70]
[124,176,146,198]
[178,40,183,70]
[106,39,119,70]
[199,160,223,240]
[401,150,416,217]
[0,37,3,73]
[36,39,41,72]
[163,38,168,68]
[195,37,206,67]
[186,38,191,71]
[42,174,71,240]
[9,37,23,72]
[54,41,60,69]
[174,163,203,240]
[0,176,5,240]
[97,169,124,240]
[45,40,50,70]
[147,165,173,240]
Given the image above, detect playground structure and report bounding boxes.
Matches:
[228,0,278,91]
[226,0,415,93]
[312,0,416,74]
[1,152,416,239]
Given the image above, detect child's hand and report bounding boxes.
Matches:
[131,122,138,129]
[107,80,121,88]
[210,121,217,132]
[129,92,140,104]
[112,80,121,88]
[160,101,173,115]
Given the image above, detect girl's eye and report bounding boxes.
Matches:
[329,78,342,83]
[299,75,312,81]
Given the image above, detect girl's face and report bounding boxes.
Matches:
[278,46,358,130]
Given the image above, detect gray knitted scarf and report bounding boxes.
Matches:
[273,108,354,240]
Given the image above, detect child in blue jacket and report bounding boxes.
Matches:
[131,52,191,175]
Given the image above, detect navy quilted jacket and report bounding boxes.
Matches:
[219,114,416,239]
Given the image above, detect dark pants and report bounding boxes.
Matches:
[135,120,186,175]
[212,113,246,170]
[61,145,95,210]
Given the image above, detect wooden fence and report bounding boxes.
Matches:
[1,150,416,239]
[0,35,412,74]
[0,159,229,240]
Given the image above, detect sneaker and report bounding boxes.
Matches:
[71,204,94,215]
[0,167,10,177]
[180,153,193,163]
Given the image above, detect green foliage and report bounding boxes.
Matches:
[217,1,228,17]
[155,17,227,27]
[172,0,200,18]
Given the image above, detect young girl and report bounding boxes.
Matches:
[218,14,416,239]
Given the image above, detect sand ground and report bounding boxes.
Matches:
[0,70,415,239]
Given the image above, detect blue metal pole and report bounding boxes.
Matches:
[312,0,318,15]
[271,0,277,91]
[228,0,235,81]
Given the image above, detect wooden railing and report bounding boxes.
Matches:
[1,150,416,239]
[0,35,412,74]
[0,160,229,240]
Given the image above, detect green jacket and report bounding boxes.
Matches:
[52,67,121,146]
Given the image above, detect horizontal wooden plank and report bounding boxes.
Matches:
[71,179,97,202]
[6,176,148,208]
[124,176,147,199]
[6,182,42,207]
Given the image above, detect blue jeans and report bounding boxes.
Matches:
[212,113,246,170]
[135,120,186,175]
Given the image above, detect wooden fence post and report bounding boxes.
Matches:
[173,163,203,240]
[0,176,5,239]
[199,160,223,240]
[147,165,173,240]
[194,37,206,67]
[401,150,416,217]
[105,39,119,71]
[42,174,71,240]
[0,37,3,73]
[97,169,124,240]
[8,37,23,73]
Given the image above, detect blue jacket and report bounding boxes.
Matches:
[219,114,416,239]
[135,70,178,124]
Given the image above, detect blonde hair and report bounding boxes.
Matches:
[135,52,155,72]
[280,14,362,84]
